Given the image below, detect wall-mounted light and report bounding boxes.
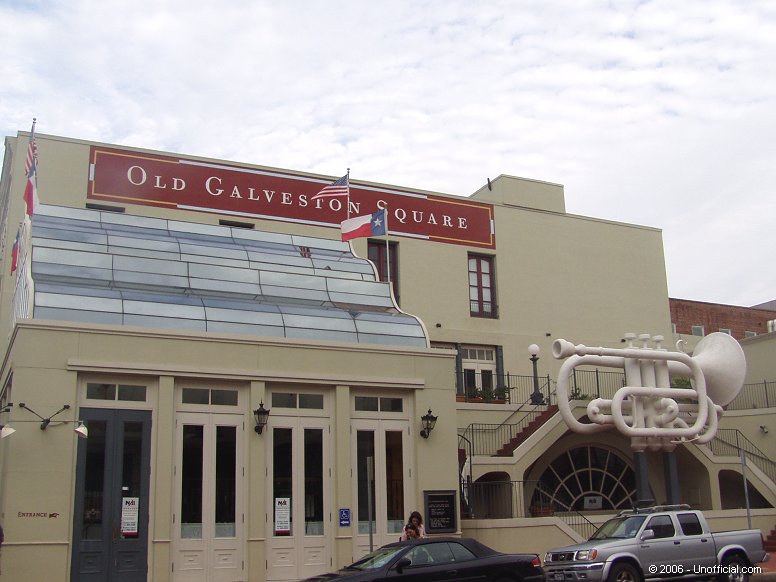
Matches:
[253,402,270,435]
[74,421,89,439]
[760,425,769,434]
[19,403,71,429]
[420,408,438,439]
[0,403,14,438]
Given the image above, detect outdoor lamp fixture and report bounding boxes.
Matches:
[253,402,270,435]
[19,402,71,430]
[0,404,14,438]
[74,421,89,439]
[528,344,545,405]
[761,425,769,434]
[420,408,438,439]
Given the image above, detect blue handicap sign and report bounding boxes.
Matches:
[339,508,351,527]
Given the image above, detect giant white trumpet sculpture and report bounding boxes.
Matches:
[552,332,746,451]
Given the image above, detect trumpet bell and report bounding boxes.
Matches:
[687,332,746,407]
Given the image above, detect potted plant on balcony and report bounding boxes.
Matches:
[465,385,482,402]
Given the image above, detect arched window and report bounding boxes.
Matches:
[533,445,638,511]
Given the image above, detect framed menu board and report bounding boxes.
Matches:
[424,490,457,534]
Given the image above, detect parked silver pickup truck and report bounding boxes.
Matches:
[543,505,768,582]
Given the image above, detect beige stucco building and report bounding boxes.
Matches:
[0,131,774,582]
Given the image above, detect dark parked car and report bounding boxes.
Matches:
[299,537,544,582]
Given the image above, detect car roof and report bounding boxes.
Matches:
[385,537,499,555]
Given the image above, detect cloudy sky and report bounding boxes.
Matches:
[1,0,774,307]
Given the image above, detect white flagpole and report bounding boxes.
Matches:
[384,207,391,286]
[346,168,351,219]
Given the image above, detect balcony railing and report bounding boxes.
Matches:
[726,380,776,411]
[457,370,775,411]
[456,368,625,404]
[461,479,597,538]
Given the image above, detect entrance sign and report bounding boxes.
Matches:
[339,508,351,527]
[274,498,291,534]
[88,147,496,249]
[121,497,139,537]
[424,490,457,534]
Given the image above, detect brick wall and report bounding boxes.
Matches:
[670,298,776,340]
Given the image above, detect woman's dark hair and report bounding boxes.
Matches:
[405,522,419,536]
[409,510,423,525]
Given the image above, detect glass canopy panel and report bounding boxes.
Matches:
[28,205,428,347]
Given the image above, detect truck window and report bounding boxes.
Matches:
[677,513,703,536]
[590,515,646,539]
[645,515,675,539]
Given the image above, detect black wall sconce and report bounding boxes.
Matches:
[19,403,71,430]
[254,402,270,435]
[420,408,437,439]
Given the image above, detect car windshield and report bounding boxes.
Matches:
[348,545,405,570]
[590,516,647,540]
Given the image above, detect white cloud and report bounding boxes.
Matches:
[2,0,775,305]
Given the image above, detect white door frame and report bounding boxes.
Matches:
[351,418,413,558]
[172,411,245,582]
[265,414,331,582]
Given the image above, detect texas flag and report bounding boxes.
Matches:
[10,228,20,273]
[340,209,388,241]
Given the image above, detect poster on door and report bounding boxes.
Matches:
[121,497,139,537]
[274,498,290,535]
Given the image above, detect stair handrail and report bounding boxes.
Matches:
[708,428,776,485]
[462,395,558,457]
[555,507,599,540]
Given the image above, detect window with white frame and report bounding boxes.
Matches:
[691,325,705,337]
[468,254,497,318]
[460,345,497,399]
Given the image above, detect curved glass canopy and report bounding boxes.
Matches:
[27,205,428,347]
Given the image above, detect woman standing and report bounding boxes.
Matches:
[400,511,426,540]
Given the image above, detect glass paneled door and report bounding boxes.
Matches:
[173,412,244,582]
[71,408,151,582]
[266,417,330,582]
[352,419,410,557]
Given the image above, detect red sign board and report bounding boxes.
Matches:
[88,147,496,248]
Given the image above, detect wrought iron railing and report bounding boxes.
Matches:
[461,479,597,538]
[456,369,774,413]
[456,369,627,404]
[708,428,776,485]
[461,389,557,457]
[462,479,547,519]
[726,380,776,411]
[456,371,552,404]
[568,369,626,400]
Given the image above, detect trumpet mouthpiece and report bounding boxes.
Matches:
[552,339,577,359]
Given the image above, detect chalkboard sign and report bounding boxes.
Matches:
[424,490,457,533]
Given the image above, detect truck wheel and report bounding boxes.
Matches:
[608,563,640,582]
[718,554,748,582]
